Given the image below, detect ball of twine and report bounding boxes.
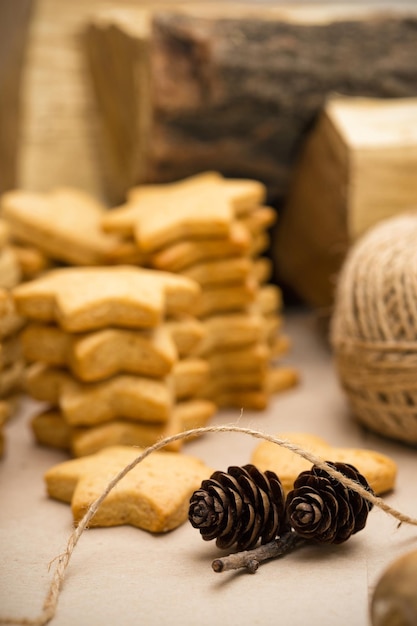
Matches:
[330,210,417,445]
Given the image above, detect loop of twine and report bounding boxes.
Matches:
[1,423,417,626]
[330,211,417,444]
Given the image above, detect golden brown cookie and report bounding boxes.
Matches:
[251,432,397,495]
[9,243,53,280]
[44,445,212,532]
[172,358,209,400]
[207,343,270,374]
[31,409,71,451]
[253,257,273,285]
[165,317,206,357]
[0,288,25,339]
[197,277,257,318]
[25,364,174,425]
[200,366,298,410]
[0,360,25,398]
[13,266,200,331]
[71,416,183,456]
[1,187,144,266]
[72,398,216,456]
[253,284,283,316]
[212,364,297,392]
[265,367,299,393]
[104,190,233,253]
[0,394,19,423]
[0,246,22,289]
[32,398,216,456]
[249,231,270,257]
[103,172,266,246]
[208,387,270,411]
[195,312,264,355]
[260,315,284,344]
[180,257,253,287]
[21,323,178,382]
[25,359,209,425]
[219,177,266,215]
[210,369,268,389]
[149,221,251,272]
[0,335,22,370]
[106,172,224,235]
[239,206,276,233]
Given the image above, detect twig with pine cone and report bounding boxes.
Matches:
[188,462,374,573]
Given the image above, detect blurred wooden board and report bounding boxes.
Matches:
[273,96,417,309]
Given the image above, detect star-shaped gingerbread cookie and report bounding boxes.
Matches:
[149,221,251,272]
[251,432,397,495]
[1,187,144,266]
[102,171,266,252]
[25,359,209,425]
[25,364,174,425]
[13,266,200,331]
[31,398,216,456]
[21,323,178,382]
[44,445,212,532]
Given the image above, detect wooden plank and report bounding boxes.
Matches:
[17,0,194,198]
[273,95,417,309]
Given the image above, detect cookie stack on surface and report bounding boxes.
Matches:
[102,172,298,409]
[1,171,298,424]
[0,219,26,455]
[12,266,216,456]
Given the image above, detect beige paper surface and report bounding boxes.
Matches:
[1,311,417,626]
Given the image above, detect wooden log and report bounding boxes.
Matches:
[84,4,417,204]
[0,0,33,194]
[273,95,417,310]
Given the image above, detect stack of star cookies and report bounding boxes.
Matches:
[1,172,298,416]
[102,172,298,409]
[12,266,216,456]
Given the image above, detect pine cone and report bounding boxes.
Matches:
[285,461,374,544]
[189,464,289,551]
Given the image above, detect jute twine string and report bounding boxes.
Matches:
[330,211,417,443]
[1,424,417,626]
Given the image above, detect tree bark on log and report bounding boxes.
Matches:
[85,5,417,204]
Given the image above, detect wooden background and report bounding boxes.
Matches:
[2,0,415,198]
[2,0,416,310]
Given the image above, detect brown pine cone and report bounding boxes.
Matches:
[189,464,289,551]
[285,461,374,544]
